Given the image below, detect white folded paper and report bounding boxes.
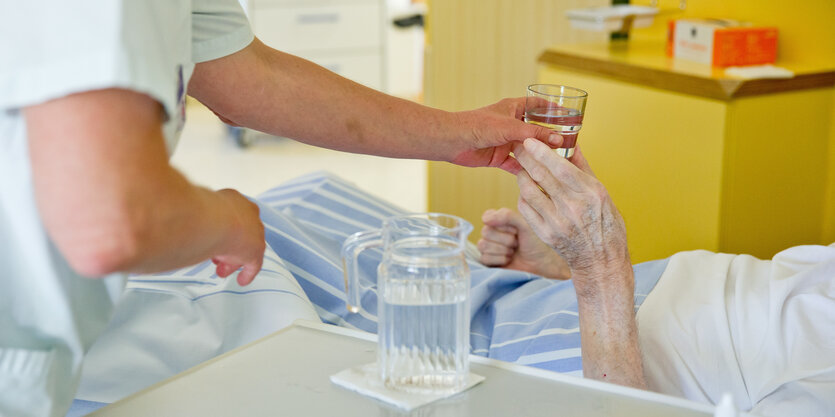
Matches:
[330,363,485,411]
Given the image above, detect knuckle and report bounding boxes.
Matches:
[591,182,607,200]
[516,198,528,213]
[480,225,491,237]
[476,239,488,252]
[496,207,513,221]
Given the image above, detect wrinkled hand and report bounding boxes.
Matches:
[478,208,570,280]
[450,98,563,174]
[212,189,266,286]
[513,138,631,292]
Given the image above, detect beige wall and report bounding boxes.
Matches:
[424,0,606,236]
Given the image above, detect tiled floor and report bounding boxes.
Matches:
[170,103,428,213]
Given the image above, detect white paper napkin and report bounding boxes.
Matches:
[330,363,485,411]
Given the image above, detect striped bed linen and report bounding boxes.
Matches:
[71,171,667,414]
[254,171,667,376]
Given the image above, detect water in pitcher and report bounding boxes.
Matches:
[377,237,470,394]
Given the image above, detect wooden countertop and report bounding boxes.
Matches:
[538,42,835,100]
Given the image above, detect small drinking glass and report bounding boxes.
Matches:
[525,84,588,158]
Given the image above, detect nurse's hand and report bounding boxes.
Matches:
[512,138,631,291]
[212,190,266,286]
[478,208,570,280]
[450,98,563,174]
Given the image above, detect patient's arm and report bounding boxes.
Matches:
[513,138,646,389]
[25,88,265,285]
[478,208,570,279]
[187,38,559,174]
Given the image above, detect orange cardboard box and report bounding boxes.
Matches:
[667,19,778,67]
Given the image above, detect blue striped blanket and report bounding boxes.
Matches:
[73,171,666,410]
[255,171,666,374]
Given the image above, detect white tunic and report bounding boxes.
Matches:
[0,2,253,416]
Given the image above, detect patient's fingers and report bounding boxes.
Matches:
[569,146,597,178]
[480,252,512,267]
[512,142,565,200]
[521,138,590,194]
[517,168,557,221]
[516,197,546,237]
[479,224,517,249]
[478,235,515,255]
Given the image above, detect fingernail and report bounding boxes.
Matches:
[548,133,563,147]
[523,137,539,152]
[511,141,524,156]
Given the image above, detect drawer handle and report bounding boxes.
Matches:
[297,13,340,24]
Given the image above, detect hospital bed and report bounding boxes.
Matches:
[69,171,668,414]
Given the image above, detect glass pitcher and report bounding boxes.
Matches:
[342,213,473,394]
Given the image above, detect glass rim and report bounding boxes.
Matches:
[527,84,588,99]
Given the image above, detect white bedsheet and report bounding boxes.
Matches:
[638,244,835,417]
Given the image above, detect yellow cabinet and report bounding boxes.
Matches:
[538,42,835,262]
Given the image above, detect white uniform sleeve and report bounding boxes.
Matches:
[0,0,191,119]
[191,0,254,63]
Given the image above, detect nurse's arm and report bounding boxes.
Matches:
[187,38,557,173]
[24,88,265,285]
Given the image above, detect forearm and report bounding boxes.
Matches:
[109,169,247,275]
[575,267,647,389]
[189,39,468,161]
[26,88,256,277]
[36,150,248,277]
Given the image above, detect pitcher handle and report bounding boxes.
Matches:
[341,230,382,314]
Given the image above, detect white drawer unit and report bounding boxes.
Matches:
[247,0,386,92]
[253,3,382,52]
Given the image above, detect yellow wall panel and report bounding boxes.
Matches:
[720,89,832,256]
[825,92,835,244]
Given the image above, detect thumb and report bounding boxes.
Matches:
[515,120,564,148]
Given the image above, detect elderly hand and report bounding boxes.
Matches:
[450,98,563,174]
[513,138,646,389]
[512,138,632,293]
[478,208,570,280]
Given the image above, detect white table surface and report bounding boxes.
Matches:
[90,320,719,417]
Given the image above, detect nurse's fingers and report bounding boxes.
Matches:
[214,262,240,278]
[237,257,263,286]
